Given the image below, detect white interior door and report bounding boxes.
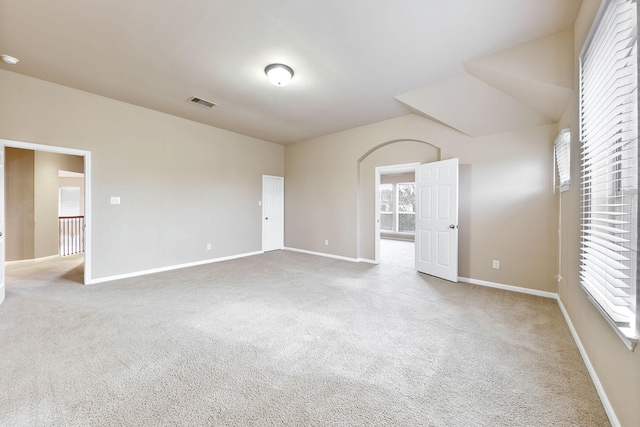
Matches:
[0,147,5,304]
[262,175,284,252]
[415,158,459,282]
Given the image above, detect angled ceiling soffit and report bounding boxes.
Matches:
[397,103,469,136]
[395,29,573,137]
[395,73,552,138]
[464,29,574,121]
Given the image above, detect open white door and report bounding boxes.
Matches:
[415,158,459,282]
[262,175,284,252]
[0,146,5,304]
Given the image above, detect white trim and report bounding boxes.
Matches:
[84,152,92,283]
[458,277,558,299]
[374,167,381,263]
[6,255,61,265]
[557,299,621,427]
[583,292,637,351]
[86,251,263,285]
[284,247,360,263]
[283,248,376,265]
[1,140,89,157]
[1,138,92,285]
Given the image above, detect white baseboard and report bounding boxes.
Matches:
[283,247,360,263]
[86,251,263,285]
[557,299,620,427]
[283,247,377,265]
[458,277,558,299]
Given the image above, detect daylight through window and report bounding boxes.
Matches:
[579,0,639,348]
[379,183,415,233]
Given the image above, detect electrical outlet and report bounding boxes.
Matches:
[324,240,329,246]
[206,243,211,250]
[110,196,120,205]
[492,260,500,269]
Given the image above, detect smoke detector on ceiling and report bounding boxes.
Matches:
[189,96,216,108]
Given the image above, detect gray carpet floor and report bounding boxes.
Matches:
[0,246,609,426]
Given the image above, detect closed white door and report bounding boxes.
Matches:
[415,158,459,282]
[0,147,5,304]
[262,175,284,252]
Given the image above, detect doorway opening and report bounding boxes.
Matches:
[355,139,441,265]
[375,163,418,267]
[59,170,85,257]
[2,139,92,292]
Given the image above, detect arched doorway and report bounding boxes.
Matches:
[356,139,440,263]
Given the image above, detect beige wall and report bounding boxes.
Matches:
[0,69,284,279]
[285,116,469,259]
[556,1,640,426]
[6,148,35,261]
[467,125,558,291]
[285,115,558,292]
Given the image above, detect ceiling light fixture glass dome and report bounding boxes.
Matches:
[265,63,294,86]
[1,54,19,65]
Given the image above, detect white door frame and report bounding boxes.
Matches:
[374,162,420,264]
[1,139,92,285]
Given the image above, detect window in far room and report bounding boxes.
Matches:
[379,182,415,233]
[397,183,416,232]
[380,183,395,231]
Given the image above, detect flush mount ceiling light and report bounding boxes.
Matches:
[1,54,19,65]
[265,63,294,86]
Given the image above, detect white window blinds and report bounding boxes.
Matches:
[580,0,638,349]
[554,128,571,192]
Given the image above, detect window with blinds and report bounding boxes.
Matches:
[580,0,638,349]
[555,128,571,192]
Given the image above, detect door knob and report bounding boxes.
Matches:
[449,224,456,229]
[265,217,269,220]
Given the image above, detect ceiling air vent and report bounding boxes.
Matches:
[189,96,216,108]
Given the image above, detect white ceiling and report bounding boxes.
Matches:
[0,0,582,144]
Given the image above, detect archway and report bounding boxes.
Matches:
[356,139,440,263]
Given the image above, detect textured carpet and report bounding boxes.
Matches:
[0,248,609,426]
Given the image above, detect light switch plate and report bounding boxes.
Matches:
[110,197,121,205]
